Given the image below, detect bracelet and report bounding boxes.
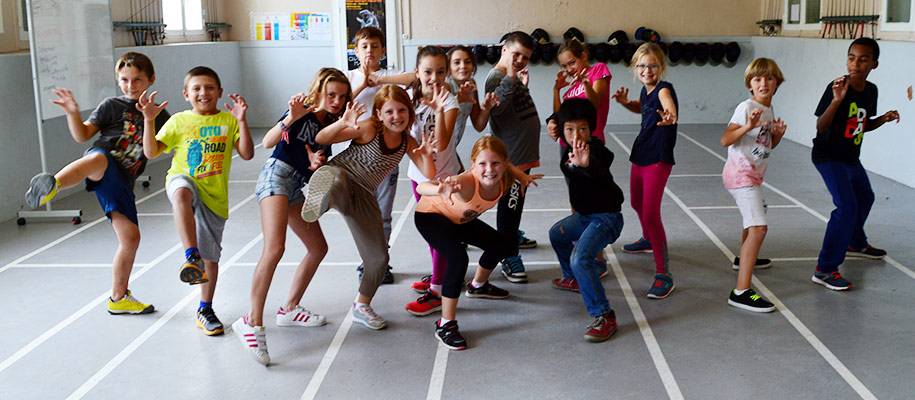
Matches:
[279,121,290,143]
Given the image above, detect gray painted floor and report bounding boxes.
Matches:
[2,124,913,399]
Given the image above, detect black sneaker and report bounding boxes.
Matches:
[846,245,887,260]
[435,320,467,350]
[732,257,772,271]
[357,265,395,284]
[518,230,537,249]
[812,270,852,291]
[464,281,509,299]
[196,306,225,336]
[727,289,775,313]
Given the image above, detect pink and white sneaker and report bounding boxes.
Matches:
[232,316,270,366]
[276,305,326,327]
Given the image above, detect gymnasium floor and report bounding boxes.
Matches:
[1,124,913,399]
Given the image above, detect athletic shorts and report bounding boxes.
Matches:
[85,150,139,226]
[166,174,226,262]
[728,186,767,228]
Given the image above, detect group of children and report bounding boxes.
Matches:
[23,27,900,363]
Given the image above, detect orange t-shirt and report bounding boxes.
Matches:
[415,175,501,224]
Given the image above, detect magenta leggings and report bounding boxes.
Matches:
[412,181,448,286]
[630,162,672,274]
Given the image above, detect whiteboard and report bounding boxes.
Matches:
[27,0,116,121]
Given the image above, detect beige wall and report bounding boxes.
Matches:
[222,0,333,42]
[401,0,760,40]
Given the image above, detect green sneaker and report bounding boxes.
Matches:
[107,290,155,315]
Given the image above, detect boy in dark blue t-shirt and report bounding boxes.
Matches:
[811,38,900,291]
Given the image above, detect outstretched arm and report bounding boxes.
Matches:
[406,130,437,180]
[612,87,641,114]
[226,94,254,160]
[137,90,168,159]
[656,88,678,126]
[315,102,371,145]
[51,88,99,142]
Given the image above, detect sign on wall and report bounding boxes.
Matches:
[345,0,387,70]
[250,12,331,41]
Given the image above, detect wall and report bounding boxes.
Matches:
[0,42,242,222]
[751,36,915,188]
[222,0,333,42]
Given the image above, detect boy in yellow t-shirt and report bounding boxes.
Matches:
[138,66,254,336]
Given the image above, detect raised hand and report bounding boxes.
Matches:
[135,90,168,120]
[517,171,543,196]
[288,92,313,121]
[882,110,900,124]
[457,81,476,104]
[518,69,530,86]
[421,82,449,113]
[480,92,500,112]
[412,129,438,157]
[832,75,849,102]
[554,70,571,90]
[568,134,590,168]
[225,94,248,122]
[51,88,80,114]
[656,108,677,126]
[747,108,765,128]
[547,119,560,142]
[436,176,462,205]
[305,144,327,171]
[771,118,787,138]
[341,102,366,129]
[571,68,589,85]
[611,87,630,105]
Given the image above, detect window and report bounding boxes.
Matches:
[784,0,822,30]
[882,0,914,31]
[18,0,29,41]
[163,0,204,36]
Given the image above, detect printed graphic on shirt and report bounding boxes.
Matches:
[513,93,538,121]
[845,102,867,145]
[185,124,230,179]
[419,112,439,163]
[112,111,146,175]
[752,124,773,160]
[461,209,481,224]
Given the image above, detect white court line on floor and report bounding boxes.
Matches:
[668,174,721,178]
[232,262,362,267]
[396,176,566,181]
[606,247,684,400]
[609,132,878,400]
[301,196,418,400]
[10,263,148,268]
[67,230,265,399]
[676,131,915,282]
[426,343,450,400]
[687,205,801,210]
[0,193,257,374]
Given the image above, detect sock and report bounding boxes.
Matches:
[438,317,452,327]
[354,302,368,309]
[733,288,748,296]
[430,284,442,294]
[471,280,485,288]
[185,247,199,259]
[198,301,212,311]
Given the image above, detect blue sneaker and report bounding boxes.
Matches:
[812,270,852,291]
[500,255,528,283]
[647,273,674,299]
[518,230,537,249]
[622,237,652,253]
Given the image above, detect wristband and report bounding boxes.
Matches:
[279,121,290,143]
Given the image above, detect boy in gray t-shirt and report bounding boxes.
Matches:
[484,31,541,283]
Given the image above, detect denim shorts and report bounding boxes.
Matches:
[255,158,307,204]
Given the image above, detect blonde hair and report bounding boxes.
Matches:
[630,43,667,80]
[744,58,785,90]
[303,68,353,121]
[469,136,514,191]
[372,85,415,131]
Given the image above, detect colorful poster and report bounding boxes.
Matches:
[345,0,387,69]
[250,12,331,41]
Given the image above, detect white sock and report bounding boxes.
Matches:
[430,284,442,294]
[354,302,368,309]
[471,280,485,288]
[733,288,748,296]
[438,317,452,326]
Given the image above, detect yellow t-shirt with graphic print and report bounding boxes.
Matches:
[156,110,239,218]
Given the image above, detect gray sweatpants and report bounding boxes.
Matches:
[375,168,398,244]
[330,167,390,298]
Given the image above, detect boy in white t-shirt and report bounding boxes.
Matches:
[344,27,414,283]
[720,58,786,313]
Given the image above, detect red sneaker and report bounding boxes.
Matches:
[584,311,617,342]
[551,277,579,292]
[405,290,442,316]
[411,275,432,293]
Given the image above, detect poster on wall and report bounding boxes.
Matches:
[345,0,387,70]
[250,12,331,41]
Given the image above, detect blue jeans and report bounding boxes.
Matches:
[814,161,874,272]
[549,212,623,317]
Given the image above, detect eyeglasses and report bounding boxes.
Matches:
[635,64,660,71]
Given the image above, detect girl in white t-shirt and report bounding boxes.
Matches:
[404,46,462,316]
[720,58,786,313]
[445,45,500,156]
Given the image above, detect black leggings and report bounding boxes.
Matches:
[496,170,528,258]
[414,212,508,299]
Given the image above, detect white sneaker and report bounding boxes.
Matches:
[276,305,326,327]
[301,166,336,223]
[352,304,387,330]
[232,316,270,366]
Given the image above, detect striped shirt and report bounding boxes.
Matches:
[329,127,407,194]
